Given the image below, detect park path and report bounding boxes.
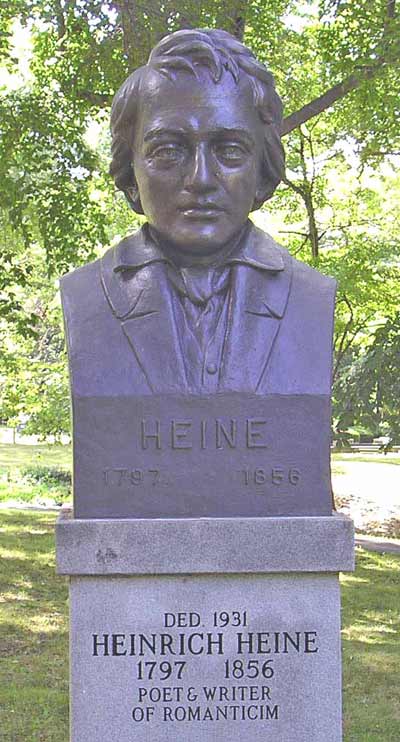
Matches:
[332,459,400,538]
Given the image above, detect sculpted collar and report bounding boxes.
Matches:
[112,221,285,274]
[100,222,292,394]
[101,221,291,325]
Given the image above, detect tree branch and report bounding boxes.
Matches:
[334,295,354,375]
[283,1,399,135]
[76,91,113,106]
[284,129,320,258]
[282,61,390,135]
[111,1,249,67]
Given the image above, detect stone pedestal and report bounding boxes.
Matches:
[56,513,354,742]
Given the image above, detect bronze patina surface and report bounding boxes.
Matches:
[61,30,335,518]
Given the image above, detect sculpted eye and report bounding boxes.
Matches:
[150,144,185,164]
[215,143,248,164]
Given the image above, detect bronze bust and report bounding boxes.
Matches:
[61,30,335,518]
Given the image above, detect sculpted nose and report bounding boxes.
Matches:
[184,144,216,192]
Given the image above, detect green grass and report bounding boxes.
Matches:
[0,441,71,471]
[341,550,400,740]
[0,509,399,741]
[0,440,72,506]
[332,452,400,466]
[0,510,69,741]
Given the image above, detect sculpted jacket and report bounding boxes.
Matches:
[60,223,336,398]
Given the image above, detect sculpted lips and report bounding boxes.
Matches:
[179,203,226,219]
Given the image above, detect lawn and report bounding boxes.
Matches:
[0,441,72,507]
[0,509,399,741]
[341,551,400,741]
[332,451,400,468]
[0,438,399,499]
[0,441,71,471]
[0,510,69,741]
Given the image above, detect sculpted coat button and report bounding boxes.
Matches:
[206,363,218,375]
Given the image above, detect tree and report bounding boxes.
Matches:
[114,1,249,67]
[1,1,398,291]
[333,314,400,444]
[0,236,70,438]
[0,1,399,436]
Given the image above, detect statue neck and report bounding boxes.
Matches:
[148,223,249,269]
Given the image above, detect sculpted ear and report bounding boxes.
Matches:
[251,184,271,211]
[125,182,144,215]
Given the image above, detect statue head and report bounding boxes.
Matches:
[110,29,285,254]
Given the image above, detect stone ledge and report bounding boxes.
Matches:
[56,511,354,575]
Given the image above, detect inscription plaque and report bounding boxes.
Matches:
[70,573,342,741]
[72,393,332,518]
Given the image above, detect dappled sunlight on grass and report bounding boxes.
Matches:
[340,573,369,585]
[29,613,66,634]
[0,547,55,570]
[356,556,400,573]
[0,547,33,561]
[341,549,400,739]
[343,619,398,644]
[0,525,54,537]
[0,588,35,603]
[0,510,69,740]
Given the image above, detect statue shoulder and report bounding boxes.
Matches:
[289,252,337,301]
[59,228,145,308]
[59,257,102,326]
[60,255,100,294]
[250,225,336,294]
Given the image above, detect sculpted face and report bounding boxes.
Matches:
[132,69,265,255]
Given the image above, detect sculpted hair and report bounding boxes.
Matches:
[110,29,285,212]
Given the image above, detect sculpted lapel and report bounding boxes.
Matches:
[220,246,292,393]
[101,226,292,394]
[120,266,188,393]
[101,234,188,393]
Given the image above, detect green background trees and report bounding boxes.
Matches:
[1,1,399,439]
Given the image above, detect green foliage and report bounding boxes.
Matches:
[21,464,71,486]
[0,1,399,437]
[114,1,251,68]
[0,465,71,505]
[0,237,70,436]
[334,315,400,441]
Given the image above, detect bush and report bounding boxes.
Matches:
[21,465,71,488]
[0,466,72,506]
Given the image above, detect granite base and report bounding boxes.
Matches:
[56,513,354,742]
